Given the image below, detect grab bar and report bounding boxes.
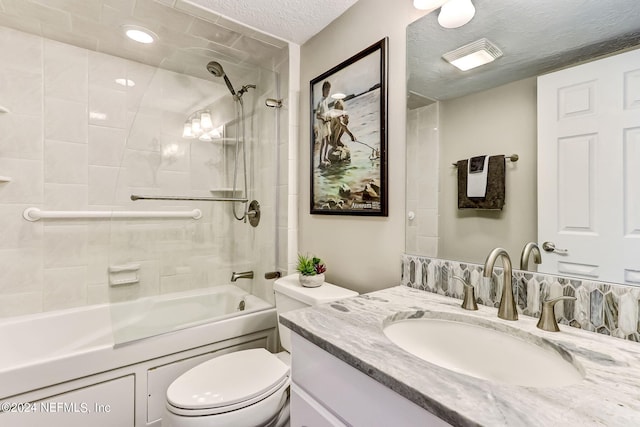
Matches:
[23,207,202,222]
[131,194,248,203]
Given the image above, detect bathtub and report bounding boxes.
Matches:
[0,285,277,426]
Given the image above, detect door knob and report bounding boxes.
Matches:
[542,241,568,255]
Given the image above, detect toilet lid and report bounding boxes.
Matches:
[167,348,290,411]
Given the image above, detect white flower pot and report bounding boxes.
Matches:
[299,273,325,288]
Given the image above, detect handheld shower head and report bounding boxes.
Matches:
[206,61,236,97]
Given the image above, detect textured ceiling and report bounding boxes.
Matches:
[408,0,640,103]
[184,0,359,44]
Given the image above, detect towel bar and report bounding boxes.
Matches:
[452,154,518,167]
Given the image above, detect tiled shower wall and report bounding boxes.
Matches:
[406,102,439,256]
[402,254,640,342]
[0,26,282,318]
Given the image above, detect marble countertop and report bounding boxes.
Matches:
[280,285,640,426]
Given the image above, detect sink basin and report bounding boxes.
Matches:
[383,315,584,387]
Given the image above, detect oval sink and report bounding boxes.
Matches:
[383,315,584,387]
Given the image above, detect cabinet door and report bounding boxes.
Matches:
[290,383,346,427]
[0,375,134,427]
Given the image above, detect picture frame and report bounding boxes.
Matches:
[309,38,388,216]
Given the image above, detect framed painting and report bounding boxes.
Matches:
[309,38,388,216]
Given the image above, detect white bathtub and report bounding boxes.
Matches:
[0,285,277,426]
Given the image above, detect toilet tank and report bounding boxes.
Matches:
[273,274,358,352]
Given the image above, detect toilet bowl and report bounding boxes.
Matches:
[163,274,358,427]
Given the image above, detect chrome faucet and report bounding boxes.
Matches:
[520,242,542,271]
[483,248,517,321]
[231,271,254,282]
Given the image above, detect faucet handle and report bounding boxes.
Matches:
[536,296,576,332]
[453,276,478,311]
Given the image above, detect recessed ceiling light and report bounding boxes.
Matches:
[115,78,136,87]
[331,93,346,100]
[122,25,157,44]
[442,38,503,71]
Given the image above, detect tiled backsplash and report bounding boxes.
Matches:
[402,254,640,342]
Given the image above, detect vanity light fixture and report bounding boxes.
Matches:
[413,0,447,10]
[413,0,475,29]
[438,0,475,28]
[182,110,221,141]
[122,25,157,44]
[442,38,503,71]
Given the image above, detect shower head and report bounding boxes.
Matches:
[206,61,236,97]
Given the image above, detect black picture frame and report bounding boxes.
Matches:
[309,38,388,216]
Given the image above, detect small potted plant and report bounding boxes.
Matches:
[296,253,326,288]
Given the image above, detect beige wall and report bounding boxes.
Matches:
[438,77,538,264]
[298,0,427,293]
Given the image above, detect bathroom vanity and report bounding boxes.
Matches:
[280,286,640,426]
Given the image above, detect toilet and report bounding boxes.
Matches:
[163,274,358,427]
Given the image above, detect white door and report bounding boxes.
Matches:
[538,47,640,284]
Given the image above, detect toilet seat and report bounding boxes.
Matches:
[166,348,290,417]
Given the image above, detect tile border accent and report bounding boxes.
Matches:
[401,254,640,342]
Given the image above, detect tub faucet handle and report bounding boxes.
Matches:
[453,276,478,311]
[536,296,576,332]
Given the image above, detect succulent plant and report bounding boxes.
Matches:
[297,253,326,276]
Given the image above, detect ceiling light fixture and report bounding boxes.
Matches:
[442,38,503,71]
[413,0,476,29]
[413,0,447,10]
[438,0,475,28]
[122,25,157,44]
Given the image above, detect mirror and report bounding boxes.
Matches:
[406,0,640,285]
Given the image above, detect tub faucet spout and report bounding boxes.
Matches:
[231,271,254,282]
[483,248,517,321]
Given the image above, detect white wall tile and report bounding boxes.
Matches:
[0,248,43,293]
[44,183,88,209]
[0,68,42,114]
[0,26,42,71]
[44,39,88,102]
[88,50,127,89]
[43,266,87,311]
[43,225,88,267]
[0,113,43,160]
[0,158,44,203]
[159,137,190,172]
[122,149,161,187]
[88,125,126,166]
[0,291,43,317]
[89,85,127,128]
[0,204,42,249]
[88,165,119,205]
[44,98,88,143]
[44,139,88,184]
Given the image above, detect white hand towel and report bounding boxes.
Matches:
[467,155,489,197]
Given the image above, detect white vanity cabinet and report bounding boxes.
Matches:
[290,333,452,427]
